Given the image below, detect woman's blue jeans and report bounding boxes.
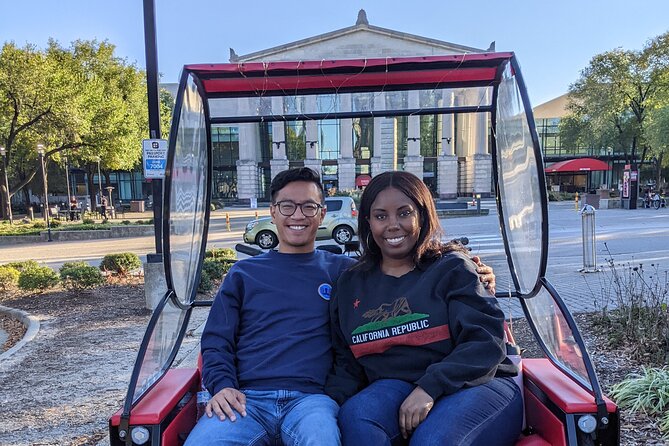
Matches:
[338,377,523,446]
[185,389,340,446]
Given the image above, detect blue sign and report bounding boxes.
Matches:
[142,139,168,179]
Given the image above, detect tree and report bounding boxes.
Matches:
[0,41,81,217]
[561,32,669,175]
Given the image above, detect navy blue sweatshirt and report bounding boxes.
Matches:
[326,251,515,404]
[201,249,355,396]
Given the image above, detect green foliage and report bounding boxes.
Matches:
[331,189,362,207]
[82,218,95,225]
[4,260,39,271]
[562,31,669,176]
[590,244,669,364]
[99,252,141,276]
[197,269,214,293]
[49,219,62,228]
[0,265,20,290]
[59,262,105,290]
[210,203,217,211]
[205,248,236,261]
[610,367,669,439]
[32,221,46,229]
[17,266,60,291]
[121,220,131,225]
[198,256,234,293]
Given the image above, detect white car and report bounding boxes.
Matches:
[244,197,358,249]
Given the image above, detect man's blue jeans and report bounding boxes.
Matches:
[338,377,523,446]
[185,389,340,446]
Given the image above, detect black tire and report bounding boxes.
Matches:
[332,225,354,245]
[256,230,278,249]
[653,199,661,210]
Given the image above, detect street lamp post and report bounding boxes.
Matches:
[105,186,114,219]
[0,147,12,224]
[95,156,103,212]
[37,144,52,242]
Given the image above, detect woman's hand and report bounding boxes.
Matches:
[472,255,496,295]
[399,386,434,439]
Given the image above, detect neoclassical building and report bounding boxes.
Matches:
[207,10,496,202]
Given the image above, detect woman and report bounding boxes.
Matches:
[326,171,522,445]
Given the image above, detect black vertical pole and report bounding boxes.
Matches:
[143,0,163,256]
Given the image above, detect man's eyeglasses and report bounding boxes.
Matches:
[273,201,323,217]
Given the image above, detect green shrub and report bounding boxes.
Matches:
[197,269,213,293]
[200,259,227,282]
[82,218,95,225]
[4,260,40,272]
[49,219,62,228]
[0,265,20,290]
[60,263,105,290]
[99,252,142,275]
[210,203,217,211]
[205,248,236,261]
[32,221,46,229]
[18,266,60,291]
[610,367,669,439]
[121,220,131,225]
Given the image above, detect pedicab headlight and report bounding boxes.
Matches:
[577,414,597,434]
[131,426,150,444]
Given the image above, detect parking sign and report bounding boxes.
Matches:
[142,139,168,179]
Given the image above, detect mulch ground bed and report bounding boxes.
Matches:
[1,286,667,445]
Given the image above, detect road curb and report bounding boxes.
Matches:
[0,305,40,361]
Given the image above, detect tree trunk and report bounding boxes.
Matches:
[86,165,98,212]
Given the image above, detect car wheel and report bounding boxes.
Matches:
[256,230,278,249]
[333,225,353,245]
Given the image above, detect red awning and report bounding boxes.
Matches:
[184,53,515,97]
[356,174,372,187]
[544,158,610,173]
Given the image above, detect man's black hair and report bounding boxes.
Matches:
[270,167,325,203]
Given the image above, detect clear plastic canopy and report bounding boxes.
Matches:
[124,53,602,415]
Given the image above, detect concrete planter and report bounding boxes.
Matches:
[0,225,154,245]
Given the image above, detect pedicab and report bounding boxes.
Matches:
[109,53,620,445]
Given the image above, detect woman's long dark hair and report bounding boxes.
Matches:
[356,171,466,271]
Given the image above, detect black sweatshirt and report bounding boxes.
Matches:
[325,251,516,404]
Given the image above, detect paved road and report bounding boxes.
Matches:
[2,200,668,316]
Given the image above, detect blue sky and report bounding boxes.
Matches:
[1,0,668,106]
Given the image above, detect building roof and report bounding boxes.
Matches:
[231,9,493,62]
[533,93,570,119]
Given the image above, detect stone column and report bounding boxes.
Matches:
[304,97,321,174]
[437,91,458,198]
[403,91,424,178]
[337,94,355,190]
[269,97,289,180]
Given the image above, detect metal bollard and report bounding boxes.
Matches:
[29,206,34,220]
[579,204,600,273]
[225,212,231,232]
[575,192,579,211]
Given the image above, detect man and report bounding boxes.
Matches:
[185,168,495,446]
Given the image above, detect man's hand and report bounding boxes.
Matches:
[472,255,496,295]
[399,386,434,439]
[206,387,247,421]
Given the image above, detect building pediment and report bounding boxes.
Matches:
[234,11,490,62]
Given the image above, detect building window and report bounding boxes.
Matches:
[319,120,340,160]
[396,116,408,161]
[286,121,306,160]
[258,122,272,162]
[420,115,438,157]
[212,126,239,166]
[211,125,239,200]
